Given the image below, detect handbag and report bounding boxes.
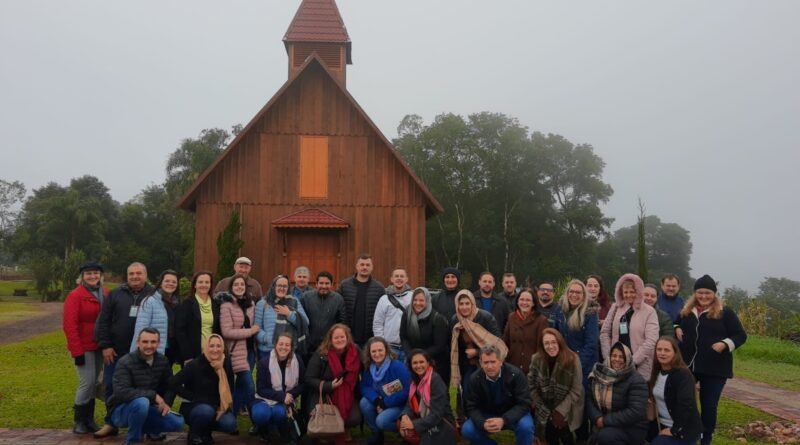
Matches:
[306,381,345,437]
[397,419,422,445]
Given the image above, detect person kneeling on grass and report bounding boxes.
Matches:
[106,327,184,445]
[360,337,411,445]
[461,344,534,445]
[169,334,237,445]
[251,333,306,444]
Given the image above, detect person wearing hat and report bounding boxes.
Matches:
[432,267,462,325]
[63,262,109,434]
[675,274,747,445]
[214,257,263,300]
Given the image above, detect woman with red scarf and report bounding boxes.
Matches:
[399,349,457,445]
[304,323,362,445]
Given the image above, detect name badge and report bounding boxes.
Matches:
[619,321,629,335]
[129,306,139,317]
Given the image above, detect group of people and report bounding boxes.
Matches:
[62,254,747,445]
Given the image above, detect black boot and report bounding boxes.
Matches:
[85,399,100,433]
[72,404,90,434]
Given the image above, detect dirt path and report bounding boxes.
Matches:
[0,302,63,345]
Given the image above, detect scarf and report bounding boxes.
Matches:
[267,351,300,406]
[588,342,634,413]
[405,287,433,342]
[83,283,104,303]
[409,365,434,415]
[370,358,392,390]
[529,352,577,428]
[449,290,508,387]
[326,343,361,418]
[203,334,233,420]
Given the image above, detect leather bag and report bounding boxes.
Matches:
[306,381,345,437]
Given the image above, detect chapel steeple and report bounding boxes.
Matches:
[284,0,352,86]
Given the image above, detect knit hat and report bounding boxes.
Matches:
[442,267,461,283]
[693,274,717,293]
[79,262,104,273]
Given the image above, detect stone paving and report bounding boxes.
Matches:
[724,377,800,423]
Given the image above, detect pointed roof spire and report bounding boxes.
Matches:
[284,0,352,64]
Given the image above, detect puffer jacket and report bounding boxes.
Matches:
[556,305,599,387]
[96,283,154,356]
[219,296,257,373]
[585,363,649,433]
[107,350,173,414]
[337,275,385,343]
[130,291,170,354]
[63,284,108,358]
[253,295,309,355]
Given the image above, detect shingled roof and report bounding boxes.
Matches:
[284,0,352,63]
[272,208,350,229]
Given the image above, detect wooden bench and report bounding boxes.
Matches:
[12,289,28,297]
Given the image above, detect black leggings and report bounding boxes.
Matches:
[545,422,575,445]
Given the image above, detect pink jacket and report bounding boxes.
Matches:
[220,301,256,373]
[600,273,659,379]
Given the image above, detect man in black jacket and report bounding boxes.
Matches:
[337,254,384,347]
[108,327,183,445]
[303,271,345,359]
[476,272,511,333]
[94,262,154,438]
[462,345,534,445]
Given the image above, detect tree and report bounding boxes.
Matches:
[722,285,750,312]
[637,198,648,281]
[605,215,693,285]
[216,210,244,281]
[758,277,800,313]
[165,127,233,199]
[0,179,25,236]
[395,112,613,285]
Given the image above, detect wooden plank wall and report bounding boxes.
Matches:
[192,63,431,289]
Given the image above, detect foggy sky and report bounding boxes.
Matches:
[1,1,798,292]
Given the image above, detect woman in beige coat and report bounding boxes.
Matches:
[600,273,659,379]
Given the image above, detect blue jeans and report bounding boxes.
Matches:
[186,403,237,437]
[110,397,184,443]
[695,373,727,445]
[233,351,256,413]
[390,345,405,364]
[461,413,534,445]
[103,360,117,423]
[251,401,288,427]
[359,398,403,433]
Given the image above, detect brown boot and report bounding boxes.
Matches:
[93,423,118,438]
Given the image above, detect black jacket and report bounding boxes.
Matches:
[302,289,346,352]
[174,296,221,364]
[585,367,649,432]
[400,310,451,381]
[476,294,512,333]
[677,307,747,378]
[96,283,154,355]
[169,353,234,413]
[402,372,457,445]
[303,349,361,416]
[658,368,703,440]
[337,275,385,343]
[465,362,531,430]
[432,288,460,325]
[107,350,173,414]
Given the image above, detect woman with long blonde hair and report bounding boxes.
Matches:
[675,275,746,445]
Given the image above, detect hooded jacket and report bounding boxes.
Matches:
[218,293,257,373]
[585,343,649,435]
[600,274,659,379]
[432,267,461,324]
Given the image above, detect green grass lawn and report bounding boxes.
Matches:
[0,280,40,299]
[0,331,787,443]
[0,301,43,325]
[734,335,800,391]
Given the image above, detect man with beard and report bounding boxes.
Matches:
[432,267,461,324]
[302,271,345,358]
[501,273,519,309]
[372,267,414,361]
[476,272,511,332]
[535,281,563,328]
[337,254,385,347]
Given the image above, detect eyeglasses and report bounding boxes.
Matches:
[567,290,583,295]
[539,288,554,293]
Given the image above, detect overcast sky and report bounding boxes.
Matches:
[1,1,798,292]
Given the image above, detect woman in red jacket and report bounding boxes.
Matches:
[62,262,109,435]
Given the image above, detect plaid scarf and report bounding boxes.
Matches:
[529,353,577,428]
[588,343,634,413]
[449,290,507,387]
